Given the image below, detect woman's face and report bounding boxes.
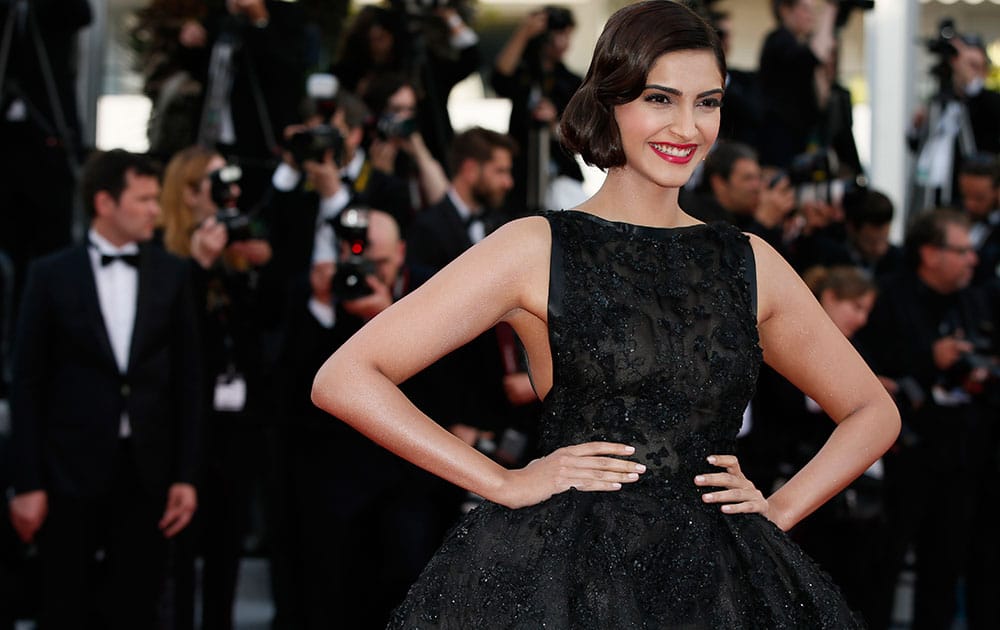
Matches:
[614,49,723,189]
[368,24,395,64]
[820,289,875,339]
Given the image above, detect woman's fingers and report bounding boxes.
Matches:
[696,454,769,516]
[549,443,645,492]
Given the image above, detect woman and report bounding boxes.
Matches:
[160,146,276,629]
[312,2,899,627]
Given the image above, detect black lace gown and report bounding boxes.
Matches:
[388,211,863,628]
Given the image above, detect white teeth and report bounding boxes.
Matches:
[651,143,694,157]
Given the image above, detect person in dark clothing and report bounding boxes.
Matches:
[911,35,1000,210]
[330,3,480,169]
[279,209,450,630]
[8,149,202,629]
[855,209,1000,630]
[689,141,793,253]
[158,145,278,630]
[955,153,1000,286]
[491,6,584,214]
[791,187,905,279]
[265,86,416,290]
[0,0,92,311]
[775,266,893,629]
[757,0,838,169]
[186,0,308,209]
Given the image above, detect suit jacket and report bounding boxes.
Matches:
[405,196,512,431]
[10,243,202,498]
[405,195,506,272]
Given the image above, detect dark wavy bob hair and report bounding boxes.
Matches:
[559,0,726,170]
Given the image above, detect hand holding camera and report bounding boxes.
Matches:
[191,216,229,270]
[340,275,394,321]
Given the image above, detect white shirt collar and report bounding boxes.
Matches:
[89,228,139,255]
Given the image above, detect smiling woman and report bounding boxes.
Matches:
[310,1,899,627]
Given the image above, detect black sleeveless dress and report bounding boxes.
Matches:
[388,210,863,629]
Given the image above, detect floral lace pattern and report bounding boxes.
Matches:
[388,211,862,629]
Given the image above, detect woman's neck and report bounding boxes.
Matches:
[577,169,696,228]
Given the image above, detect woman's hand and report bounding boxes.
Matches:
[496,442,644,510]
[695,454,770,520]
[191,217,228,269]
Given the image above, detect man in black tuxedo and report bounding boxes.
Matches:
[406,127,516,271]
[406,127,538,476]
[7,149,202,628]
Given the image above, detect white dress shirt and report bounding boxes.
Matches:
[447,189,485,244]
[88,228,139,438]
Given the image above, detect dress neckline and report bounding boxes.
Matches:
[562,209,712,237]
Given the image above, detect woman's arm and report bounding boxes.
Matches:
[749,234,900,531]
[311,217,644,508]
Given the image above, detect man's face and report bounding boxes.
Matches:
[471,148,514,210]
[849,222,891,263]
[923,222,978,293]
[720,158,762,215]
[952,45,988,92]
[364,215,405,287]
[782,0,816,39]
[958,173,997,220]
[95,170,161,246]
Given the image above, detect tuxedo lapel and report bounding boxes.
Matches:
[443,198,473,254]
[76,247,119,372]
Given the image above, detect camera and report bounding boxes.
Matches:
[287,124,345,166]
[306,73,339,121]
[331,207,376,300]
[787,149,863,208]
[375,114,418,140]
[209,165,254,242]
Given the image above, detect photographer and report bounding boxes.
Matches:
[277,209,450,629]
[855,209,1000,629]
[491,5,585,214]
[183,0,308,208]
[330,2,480,168]
[689,142,794,254]
[265,83,416,290]
[159,146,277,629]
[757,0,838,169]
[912,30,1000,210]
[360,73,451,216]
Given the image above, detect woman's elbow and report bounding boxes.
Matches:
[310,356,343,415]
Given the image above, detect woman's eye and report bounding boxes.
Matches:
[644,93,671,105]
[699,98,722,109]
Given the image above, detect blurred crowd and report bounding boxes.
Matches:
[0,0,999,629]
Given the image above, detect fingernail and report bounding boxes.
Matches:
[635,464,646,473]
[703,493,713,502]
[612,482,622,489]
[707,456,717,464]
[626,472,639,480]
[694,475,705,483]
[721,505,732,512]
[624,445,635,453]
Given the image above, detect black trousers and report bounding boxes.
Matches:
[37,439,167,630]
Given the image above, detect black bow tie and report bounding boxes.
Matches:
[100,252,140,268]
